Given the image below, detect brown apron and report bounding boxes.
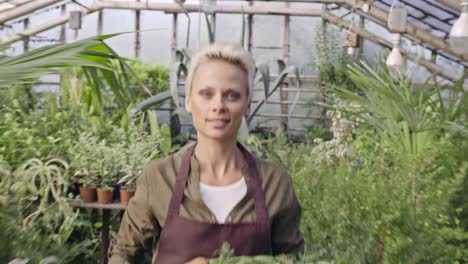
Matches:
[154,143,272,263]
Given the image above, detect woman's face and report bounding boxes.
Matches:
[186,59,250,142]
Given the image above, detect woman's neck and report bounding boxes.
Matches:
[194,136,243,185]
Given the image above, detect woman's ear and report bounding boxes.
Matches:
[185,96,192,113]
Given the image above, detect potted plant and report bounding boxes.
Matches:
[94,140,124,204]
[118,172,137,205]
[69,133,101,203]
[117,120,163,204]
[76,172,99,203]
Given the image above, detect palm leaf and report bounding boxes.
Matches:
[0,35,119,89]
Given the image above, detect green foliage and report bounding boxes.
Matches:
[0,99,80,168]
[241,60,468,263]
[118,113,166,189]
[0,202,98,263]
[0,33,176,262]
[323,62,466,161]
[70,132,122,188]
[128,60,169,98]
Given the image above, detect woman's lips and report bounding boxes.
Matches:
[206,118,230,128]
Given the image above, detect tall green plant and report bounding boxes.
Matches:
[1,34,145,121]
[323,62,466,160]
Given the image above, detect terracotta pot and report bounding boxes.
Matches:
[79,186,97,202]
[120,188,136,205]
[97,188,114,204]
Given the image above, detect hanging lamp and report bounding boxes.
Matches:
[449,0,468,54]
[386,33,404,69]
[386,2,407,71]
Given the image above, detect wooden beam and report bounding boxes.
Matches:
[98,1,323,16]
[0,5,99,46]
[0,0,64,24]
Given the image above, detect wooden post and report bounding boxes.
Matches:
[281,2,290,130]
[247,0,253,51]
[135,0,141,58]
[23,18,29,52]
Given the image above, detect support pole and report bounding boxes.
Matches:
[247,0,253,51]
[59,4,66,43]
[135,0,141,58]
[23,18,29,52]
[318,4,328,123]
[172,13,178,65]
[98,10,103,35]
[320,4,327,65]
[281,1,290,130]
[212,13,216,41]
[101,209,110,264]
[357,15,364,62]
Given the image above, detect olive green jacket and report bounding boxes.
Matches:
[109,143,304,263]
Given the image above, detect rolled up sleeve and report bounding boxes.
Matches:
[109,166,160,264]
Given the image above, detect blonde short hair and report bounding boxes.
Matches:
[185,43,256,101]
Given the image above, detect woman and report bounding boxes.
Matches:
[109,43,304,264]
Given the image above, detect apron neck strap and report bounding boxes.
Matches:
[167,142,268,224]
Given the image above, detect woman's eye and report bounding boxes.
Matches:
[226,92,240,101]
[200,91,212,97]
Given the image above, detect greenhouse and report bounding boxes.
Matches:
[0,0,467,263]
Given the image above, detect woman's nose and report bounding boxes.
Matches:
[211,95,227,112]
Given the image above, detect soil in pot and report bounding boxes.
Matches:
[79,186,97,202]
[97,188,115,204]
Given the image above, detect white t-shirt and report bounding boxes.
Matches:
[199,177,247,224]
